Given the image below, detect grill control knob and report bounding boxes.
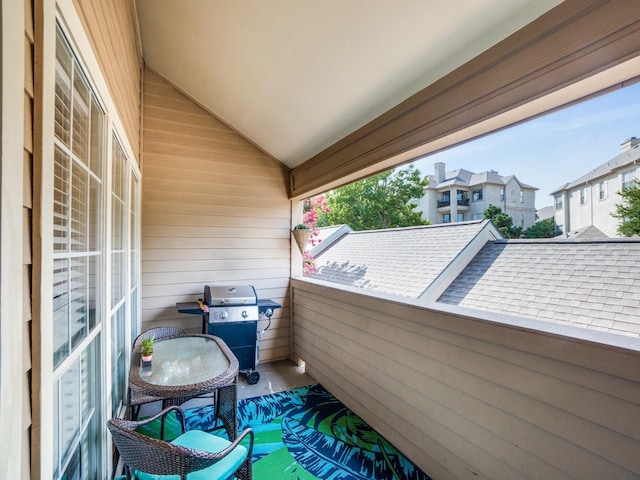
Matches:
[242,310,249,318]
[218,311,228,320]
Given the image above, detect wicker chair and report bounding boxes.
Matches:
[109,406,254,480]
[127,327,190,420]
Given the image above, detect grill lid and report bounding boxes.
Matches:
[204,285,257,306]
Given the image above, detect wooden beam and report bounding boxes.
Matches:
[290,0,640,198]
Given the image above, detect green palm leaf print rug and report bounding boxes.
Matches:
[184,383,431,480]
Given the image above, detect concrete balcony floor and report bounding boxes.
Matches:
[236,359,315,400]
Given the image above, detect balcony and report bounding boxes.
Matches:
[437,198,470,212]
[290,277,640,479]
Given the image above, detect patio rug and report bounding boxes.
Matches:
[139,383,430,479]
[184,383,430,480]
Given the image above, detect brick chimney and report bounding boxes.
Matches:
[434,162,446,183]
[621,136,640,151]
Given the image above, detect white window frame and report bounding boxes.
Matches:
[555,194,563,210]
[598,180,607,200]
[622,168,637,190]
[35,4,142,479]
[51,25,107,480]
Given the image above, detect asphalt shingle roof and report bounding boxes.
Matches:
[428,169,537,190]
[308,221,492,298]
[550,143,640,194]
[438,239,640,338]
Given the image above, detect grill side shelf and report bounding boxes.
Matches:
[258,299,281,317]
[176,301,208,315]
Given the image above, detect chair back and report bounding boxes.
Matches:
[133,327,187,348]
[108,417,218,478]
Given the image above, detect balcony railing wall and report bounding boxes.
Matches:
[291,278,640,480]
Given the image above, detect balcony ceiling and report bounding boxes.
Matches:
[135,0,561,168]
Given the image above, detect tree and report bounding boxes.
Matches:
[317,166,429,231]
[612,183,640,236]
[523,217,557,238]
[483,204,522,238]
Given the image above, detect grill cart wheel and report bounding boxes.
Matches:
[247,371,260,385]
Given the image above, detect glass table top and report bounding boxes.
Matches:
[129,334,238,398]
[140,336,231,387]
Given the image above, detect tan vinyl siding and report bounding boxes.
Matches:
[291,279,640,480]
[23,2,34,478]
[141,68,291,363]
[72,0,142,161]
[1,0,31,478]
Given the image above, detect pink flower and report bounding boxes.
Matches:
[300,194,330,275]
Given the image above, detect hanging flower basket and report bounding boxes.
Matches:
[292,227,312,254]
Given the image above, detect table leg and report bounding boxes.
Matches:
[216,382,238,441]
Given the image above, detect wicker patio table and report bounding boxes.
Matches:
[128,333,240,440]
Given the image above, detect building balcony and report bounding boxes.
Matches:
[438,198,470,209]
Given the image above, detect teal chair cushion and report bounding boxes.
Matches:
[133,430,248,480]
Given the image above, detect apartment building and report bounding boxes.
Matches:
[418,162,538,228]
[551,136,640,237]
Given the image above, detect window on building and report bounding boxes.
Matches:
[110,137,129,416]
[457,213,464,222]
[555,194,563,209]
[52,24,141,480]
[443,213,451,223]
[510,189,516,203]
[471,189,483,201]
[130,173,141,345]
[598,180,607,200]
[54,27,105,479]
[457,190,469,206]
[471,213,483,220]
[53,29,104,367]
[500,188,505,201]
[580,187,586,205]
[439,191,451,207]
[520,214,525,227]
[622,168,637,190]
[520,191,524,203]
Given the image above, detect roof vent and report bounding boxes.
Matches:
[620,136,639,152]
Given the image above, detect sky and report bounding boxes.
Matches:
[410,81,640,209]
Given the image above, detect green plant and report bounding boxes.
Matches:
[293,224,309,230]
[140,336,154,357]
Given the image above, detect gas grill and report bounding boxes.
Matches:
[176,285,280,384]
